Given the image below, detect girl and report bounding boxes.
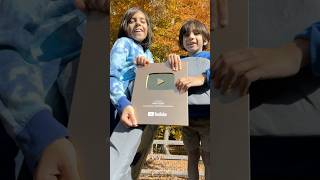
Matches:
[110,7,153,129]
[109,7,156,180]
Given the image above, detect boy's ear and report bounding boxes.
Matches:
[204,40,208,46]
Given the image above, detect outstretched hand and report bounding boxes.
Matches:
[212,39,309,96]
[34,138,80,180]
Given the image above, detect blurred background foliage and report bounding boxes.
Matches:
[110,0,210,63]
[110,0,210,140]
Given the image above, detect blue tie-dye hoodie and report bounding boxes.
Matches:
[0,0,86,172]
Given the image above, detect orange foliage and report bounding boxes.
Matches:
[110,0,210,62]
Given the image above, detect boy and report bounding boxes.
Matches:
[168,19,210,180]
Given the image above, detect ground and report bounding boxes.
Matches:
[138,154,205,180]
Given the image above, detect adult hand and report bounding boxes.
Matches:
[176,75,206,94]
[121,105,138,128]
[34,138,79,180]
[167,54,182,71]
[134,56,150,67]
[217,0,229,28]
[74,0,108,13]
[212,40,308,96]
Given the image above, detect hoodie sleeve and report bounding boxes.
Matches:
[0,50,68,173]
[0,0,78,173]
[295,21,320,76]
[110,38,134,112]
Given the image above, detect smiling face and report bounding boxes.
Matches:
[182,29,208,56]
[126,11,148,42]
[178,20,210,55]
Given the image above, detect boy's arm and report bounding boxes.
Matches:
[167,53,182,71]
[204,69,211,85]
[295,21,320,76]
[175,74,207,94]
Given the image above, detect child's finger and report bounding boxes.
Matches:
[135,56,146,66]
[129,111,138,127]
[120,114,132,128]
[144,59,150,65]
[174,55,180,71]
[175,79,181,89]
[134,56,140,65]
[182,80,191,93]
[239,68,260,96]
[138,56,144,65]
[169,57,175,71]
[167,57,173,69]
[175,79,183,92]
[170,54,178,71]
[221,71,235,94]
[178,59,182,70]
[178,79,188,93]
[141,58,145,66]
[143,58,150,66]
[173,58,178,71]
[174,54,180,71]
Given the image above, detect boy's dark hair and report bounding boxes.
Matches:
[179,19,210,51]
[118,7,153,51]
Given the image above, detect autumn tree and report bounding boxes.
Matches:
[110,0,210,63]
[110,0,210,141]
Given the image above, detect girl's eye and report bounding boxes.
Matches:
[139,19,146,24]
[129,19,135,23]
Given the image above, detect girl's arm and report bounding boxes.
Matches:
[110,38,133,113]
[110,38,148,127]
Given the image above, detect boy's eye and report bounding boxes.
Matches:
[184,33,190,37]
[193,31,200,35]
[129,19,135,23]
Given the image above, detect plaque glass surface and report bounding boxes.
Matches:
[147,73,175,90]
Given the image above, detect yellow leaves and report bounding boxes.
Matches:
[110,0,210,60]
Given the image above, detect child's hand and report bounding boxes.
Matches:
[212,40,308,96]
[35,138,79,180]
[134,56,150,67]
[167,54,182,71]
[74,0,107,13]
[121,105,138,127]
[176,75,206,94]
